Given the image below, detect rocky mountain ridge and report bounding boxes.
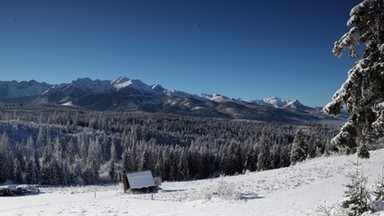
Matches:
[0,77,345,124]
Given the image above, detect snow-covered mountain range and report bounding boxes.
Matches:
[0,77,345,124]
[0,80,51,103]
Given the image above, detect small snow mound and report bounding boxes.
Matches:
[62,101,79,107]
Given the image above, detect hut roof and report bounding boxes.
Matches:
[127,171,156,189]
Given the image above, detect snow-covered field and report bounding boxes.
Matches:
[1,149,384,216]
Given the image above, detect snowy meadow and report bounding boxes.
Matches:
[1,149,384,216]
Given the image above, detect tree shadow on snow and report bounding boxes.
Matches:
[239,193,263,201]
[161,189,187,193]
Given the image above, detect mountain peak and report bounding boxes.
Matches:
[71,77,112,94]
[263,97,292,108]
[151,84,166,92]
[283,99,305,109]
[0,79,52,100]
[111,76,130,85]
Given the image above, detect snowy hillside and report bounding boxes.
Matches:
[1,149,384,216]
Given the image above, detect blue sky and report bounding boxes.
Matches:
[0,0,362,106]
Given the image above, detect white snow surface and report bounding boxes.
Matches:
[61,101,79,108]
[2,150,384,216]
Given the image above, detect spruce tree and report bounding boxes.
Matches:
[61,160,70,185]
[25,159,38,184]
[323,0,384,156]
[290,129,307,165]
[372,167,384,211]
[108,159,116,181]
[244,145,258,171]
[0,132,14,181]
[0,150,6,183]
[341,169,371,216]
[373,176,384,202]
[177,149,190,180]
[41,141,53,184]
[138,147,153,171]
[108,141,117,181]
[13,159,23,184]
[257,131,272,171]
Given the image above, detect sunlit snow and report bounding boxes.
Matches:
[1,150,384,216]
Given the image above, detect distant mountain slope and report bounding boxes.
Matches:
[0,80,52,103]
[0,77,346,124]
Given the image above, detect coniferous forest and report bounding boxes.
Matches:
[0,104,340,185]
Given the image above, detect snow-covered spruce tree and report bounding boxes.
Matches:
[290,129,307,165]
[25,159,38,184]
[0,132,14,182]
[177,149,190,180]
[13,159,23,184]
[373,177,384,210]
[138,147,153,171]
[108,141,117,181]
[323,0,384,157]
[257,130,272,171]
[341,159,371,216]
[0,150,7,183]
[372,166,384,211]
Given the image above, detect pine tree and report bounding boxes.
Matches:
[373,177,384,202]
[373,166,384,203]
[41,141,53,184]
[13,159,23,184]
[138,147,153,171]
[66,138,77,165]
[61,160,70,185]
[108,159,116,181]
[122,171,129,192]
[14,144,25,169]
[0,132,14,182]
[51,158,62,185]
[34,151,40,181]
[177,149,190,180]
[357,143,370,159]
[25,159,38,184]
[306,134,317,159]
[108,139,117,181]
[84,139,101,184]
[167,148,176,181]
[270,144,281,168]
[290,129,307,165]
[257,131,272,171]
[36,127,44,153]
[26,135,34,160]
[0,150,6,183]
[244,145,258,171]
[341,160,371,216]
[221,142,242,175]
[323,0,384,156]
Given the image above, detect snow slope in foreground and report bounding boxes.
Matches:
[1,149,384,216]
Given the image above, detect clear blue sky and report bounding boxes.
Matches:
[0,0,362,106]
